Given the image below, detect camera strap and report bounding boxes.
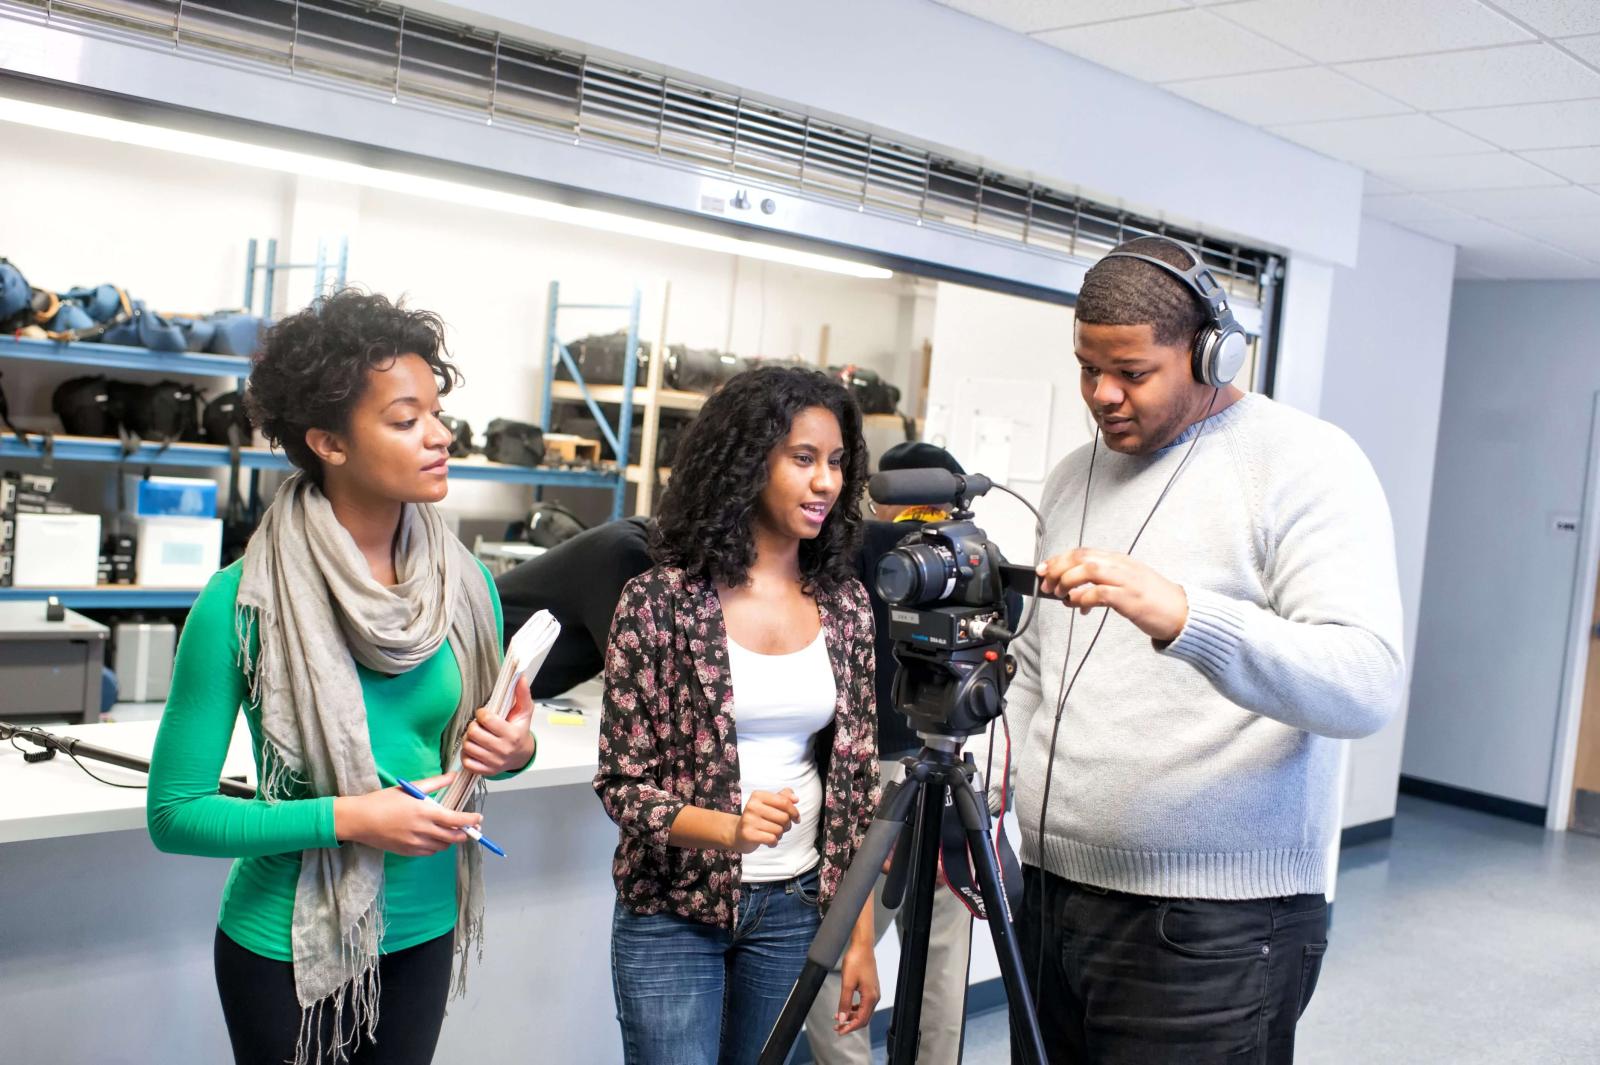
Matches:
[938,798,1024,922]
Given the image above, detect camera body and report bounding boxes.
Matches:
[874,515,1035,739]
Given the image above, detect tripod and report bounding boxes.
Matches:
[757,733,1047,1065]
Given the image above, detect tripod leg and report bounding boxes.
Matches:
[758,775,922,1065]
[887,770,947,1065]
[948,771,1048,1065]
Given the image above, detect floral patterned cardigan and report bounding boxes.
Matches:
[593,564,881,928]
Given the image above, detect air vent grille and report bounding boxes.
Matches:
[7,0,1275,298]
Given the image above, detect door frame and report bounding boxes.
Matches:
[1549,391,1600,830]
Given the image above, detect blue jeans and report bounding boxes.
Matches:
[612,868,822,1065]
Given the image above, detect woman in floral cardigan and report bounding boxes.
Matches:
[594,365,882,1065]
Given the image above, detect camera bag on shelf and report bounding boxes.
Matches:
[666,346,746,393]
[439,415,476,458]
[482,418,546,467]
[557,330,645,386]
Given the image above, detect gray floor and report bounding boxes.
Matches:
[946,795,1600,1064]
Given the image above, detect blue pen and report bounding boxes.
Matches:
[395,777,507,858]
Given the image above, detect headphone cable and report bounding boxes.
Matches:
[1027,386,1220,994]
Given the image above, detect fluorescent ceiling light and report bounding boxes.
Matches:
[0,97,893,281]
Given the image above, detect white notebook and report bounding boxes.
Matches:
[440,609,561,811]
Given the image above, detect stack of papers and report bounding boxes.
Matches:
[440,609,561,811]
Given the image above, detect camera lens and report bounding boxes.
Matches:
[875,543,956,606]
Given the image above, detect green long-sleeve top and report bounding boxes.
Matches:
[147,559,516,961]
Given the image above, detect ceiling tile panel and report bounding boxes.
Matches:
[935,0,1186,34]
[1271,113,1493,164]
[1441,99,1600,150]
[1497,213,1600,256]
[1336,43,1600,111]
[1557,34,1600,67]
[1455,240,1599,278]
[1519,146,1600,182]
[1217,0,1531,63]
[1487,0,1600,38]
[1033,9,1306,82]
[1370,151,1569,191]
[1167,67,1409,125]
[1362,193,1477,223]
[1429,183,1600,216]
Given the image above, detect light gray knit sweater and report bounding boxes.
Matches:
[1001,392,1405,899]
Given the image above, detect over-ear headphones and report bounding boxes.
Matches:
[1099,241,1249,388]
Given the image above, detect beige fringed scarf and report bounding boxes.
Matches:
[236,472,500,1064]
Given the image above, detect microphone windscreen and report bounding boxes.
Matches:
[869,468,964,505]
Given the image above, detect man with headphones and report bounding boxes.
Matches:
[1000,236,1405,1063]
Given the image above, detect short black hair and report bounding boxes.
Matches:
[1075,236,1206,348]
[245,289,461,485]
[878,441,964,476]
[650,364,869,595]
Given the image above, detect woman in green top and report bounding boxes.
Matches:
[147,290,536,1065]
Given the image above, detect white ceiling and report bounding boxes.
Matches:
[931,0,1600,279]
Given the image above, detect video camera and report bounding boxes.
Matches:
[867,468,1040,740]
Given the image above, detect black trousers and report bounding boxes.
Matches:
[1014,865,1329,1065]
[214,928,454,1065]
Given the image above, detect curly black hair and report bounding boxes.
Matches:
[651,364,868,595]
[245,289,461,485]
[1076,236,1207,348]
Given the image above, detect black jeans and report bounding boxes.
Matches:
[214,928,454,1065]
[1014,865,1329,1065]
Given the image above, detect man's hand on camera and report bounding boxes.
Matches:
[1036,548,1188,643]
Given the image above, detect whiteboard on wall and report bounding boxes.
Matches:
[961,377,1054,482]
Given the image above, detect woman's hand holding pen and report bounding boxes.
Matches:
[333,772,481,856]
[461,674,537,776]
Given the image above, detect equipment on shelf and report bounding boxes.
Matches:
[101,301,187,352]
[201,391,252,450]
[551,402,692,468]
[556,329,748,395]
[0,372,28,444]
[557,329,641,387]
[482,418,546,467]
[0,258,30,332]
[122,380,203,448]
[830,364,901,415]
[667,346,746,393]
[440,415,476,458]
[53,376,204,451]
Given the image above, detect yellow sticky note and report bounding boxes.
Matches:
[548,711,587,726]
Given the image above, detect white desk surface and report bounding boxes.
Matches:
[0,680,604,845]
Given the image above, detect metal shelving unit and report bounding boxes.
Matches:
[0,329,625,603]
[542,281,703,516]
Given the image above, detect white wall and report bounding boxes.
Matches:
[417,0,1363,265]
[925,281,1085,561]
[1406,281,1600,808]
[1320,219,1456,829]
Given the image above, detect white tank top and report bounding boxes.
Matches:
[727,629,838,883]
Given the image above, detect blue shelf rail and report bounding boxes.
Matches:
[0,587,201,609]
[539,282,641,522]
[0,336,252,377]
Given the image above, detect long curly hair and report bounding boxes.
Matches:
[652,364,869,594]
[245,289,461,486]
